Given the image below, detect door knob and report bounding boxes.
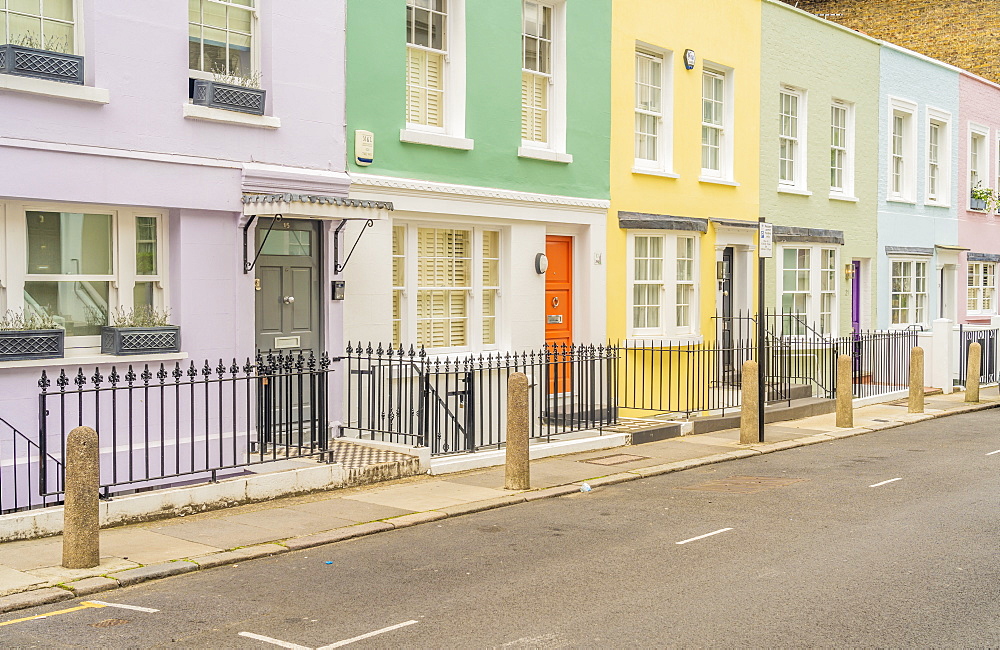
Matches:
[283,296,295,304]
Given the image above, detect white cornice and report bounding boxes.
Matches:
[349,173,610,211]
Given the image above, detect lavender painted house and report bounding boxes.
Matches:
[0,1,385,505]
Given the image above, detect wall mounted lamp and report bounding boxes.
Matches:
[535,253,549,275]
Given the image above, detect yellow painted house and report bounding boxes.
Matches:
[608,0,762,415]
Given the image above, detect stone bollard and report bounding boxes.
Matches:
[908,346,925,414]
[62,426,100,569]
[836,354,853,428]
[504,372,530,491]
[739,360,759,445]
[966,342,982,403]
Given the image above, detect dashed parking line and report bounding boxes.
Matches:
[85,600,159,613]
[676,528,733,545]
[239,631,310,649]
[869,477,903,488]
[986,449,1000,456]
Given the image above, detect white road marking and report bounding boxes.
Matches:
[238,631,310,649]
[986,449,1000,456]
[676,527,733,545]
[317,620,419,649]
[84,600,159,613]
[869,477,902,488]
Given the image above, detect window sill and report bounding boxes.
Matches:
[0,351,189,370]
[967,207,989,214]
[777,186,813,196]
[518,147,573,164]
[632,167,679,179]
[182,103,280,129]
[699,176,740,187]
[924,200,951,208]
[829,194,860,203]
[624,335,704,346]
[399,129,474,150]
[0,73,109,104]
[886,197,916,205]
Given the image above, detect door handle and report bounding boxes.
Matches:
[283,296,295,304]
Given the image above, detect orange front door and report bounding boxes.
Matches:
[545,236,573,394]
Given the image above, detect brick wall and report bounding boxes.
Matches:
[783,0,1000,83]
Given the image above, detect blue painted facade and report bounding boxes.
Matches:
[877,45,961,329]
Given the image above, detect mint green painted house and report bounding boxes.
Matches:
[760,1,881,335]
[342,0,611,355]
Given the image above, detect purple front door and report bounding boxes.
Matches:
[851,260,862,333]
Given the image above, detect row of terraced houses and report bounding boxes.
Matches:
[1,0,999,498]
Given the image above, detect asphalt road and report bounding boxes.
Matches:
[3,410,999,648]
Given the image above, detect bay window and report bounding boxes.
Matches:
[779,246,839,335]
[891,259,928,326]
[628,232,699,338]
[393,223,502,351]
[0,202,168,349]
[968,262,996,315]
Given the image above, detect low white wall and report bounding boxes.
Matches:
[429,432,629,475]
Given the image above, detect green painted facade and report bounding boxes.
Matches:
[345,0,611,200]
[760,0,881,333]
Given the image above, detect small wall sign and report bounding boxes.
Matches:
[758,222,773,259]
[355,130,374,166]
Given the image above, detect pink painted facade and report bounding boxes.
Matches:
[957,73,1000,324]
[0,1,357,444]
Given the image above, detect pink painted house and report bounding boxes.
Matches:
[958,72,1000,325]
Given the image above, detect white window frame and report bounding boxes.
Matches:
[401,0,471,149]
[967,261,997,316]
[188,0,260,82]
[626,231,700,339]
[0,200,169,352]
[0,0,80,54]
[830,99,856,199]
[777,245,840,336]
[392,221,504,354]
[633,44,674,176]
[519,0,568,161]
[969,123,990,211]
[925,108,951,206]
[778,85,807,192]
[887,97,917,203]
[889,257,929,328]
[700,63,735,183]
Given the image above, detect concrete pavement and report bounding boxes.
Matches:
[0,387,996,614]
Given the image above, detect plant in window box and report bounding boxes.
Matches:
[0,310,65,362]
[0,33,84,85]
[971,182,994,212]
[101,307,180,356]
[191,66,266,116]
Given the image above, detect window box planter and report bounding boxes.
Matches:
[191,79,265,115]
[970,192,988,211]
[0,44,84,85]
[101,326,181,356]
[0,329,65,362]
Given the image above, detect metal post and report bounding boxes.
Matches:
[757,216,767,443]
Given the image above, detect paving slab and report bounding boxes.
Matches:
[147,518,279,550]
[222,507,357,537]
[99,529,219,565]
[0,538,62,571]
[26,557,137,582]
[0,566,47,594]
[283,497,415,523]
[342,481,510,511]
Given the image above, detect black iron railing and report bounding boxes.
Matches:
[36,351,333,498]
[956,325,999,387]
[0,415,63,514]
[341,343,617,455]
[833,329,919,399]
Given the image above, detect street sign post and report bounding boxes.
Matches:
[757,218,770,443]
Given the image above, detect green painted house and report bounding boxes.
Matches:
[760,0,881,335]
[342,0,611,355]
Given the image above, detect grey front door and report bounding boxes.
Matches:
[254,220,322,447]
[254,219,321,354]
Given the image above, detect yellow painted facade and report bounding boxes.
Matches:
[608,0,762,345]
